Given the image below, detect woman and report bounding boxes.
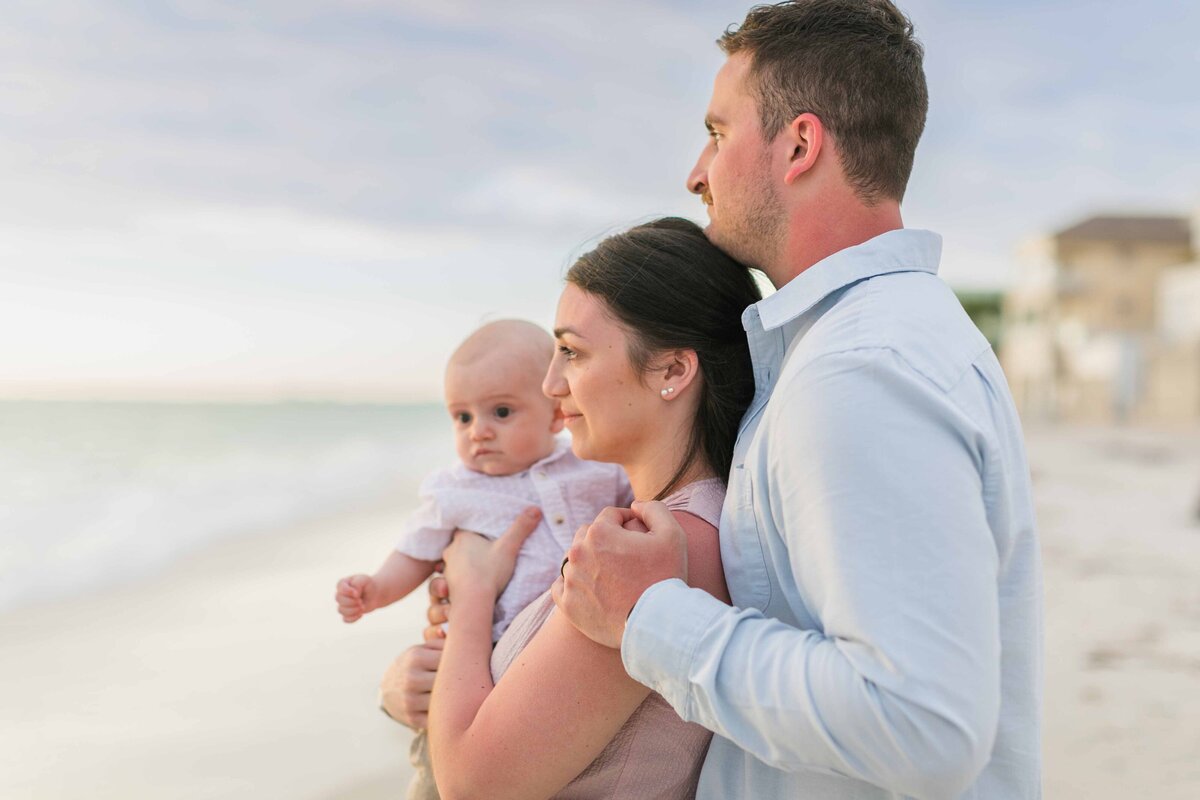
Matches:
[407,217,760,799]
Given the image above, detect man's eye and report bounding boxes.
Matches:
[495,406,511,419]
[456,412,471,424]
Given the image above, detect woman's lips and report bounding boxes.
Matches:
[561,412,582,425]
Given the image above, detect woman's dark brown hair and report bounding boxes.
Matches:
[566,217,762,499]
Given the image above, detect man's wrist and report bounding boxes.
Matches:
[621,578,675,645]
[621,579,732,723]
[621,578,667,649]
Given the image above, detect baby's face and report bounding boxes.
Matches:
[444,357,560,476]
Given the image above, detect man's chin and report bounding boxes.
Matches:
[703,224,757,269]
[701,218,721,245]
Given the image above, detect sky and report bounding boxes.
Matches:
[2,0,1197,401]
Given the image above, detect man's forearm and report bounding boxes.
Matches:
[624,581,998,799]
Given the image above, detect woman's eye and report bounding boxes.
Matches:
[456,412,471,424]
[495,406,511,419]
[557,345,576,360]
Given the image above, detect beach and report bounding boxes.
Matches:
[1031,425,1200,798]
[2,424,1198,798]
[0,496,422,799]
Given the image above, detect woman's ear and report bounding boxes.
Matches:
[659,349,700,399]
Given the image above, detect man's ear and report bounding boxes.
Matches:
[783,112,824,185]
[549,402,565,434]
[658,349,700,399]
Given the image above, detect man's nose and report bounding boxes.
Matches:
[686,148,709,195]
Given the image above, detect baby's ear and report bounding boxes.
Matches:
[549,401,565,434]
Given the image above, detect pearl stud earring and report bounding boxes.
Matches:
[660,387,675,398]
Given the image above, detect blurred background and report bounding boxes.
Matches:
[1,1,1197,797]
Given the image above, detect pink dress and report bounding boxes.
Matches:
[489,478,726,800]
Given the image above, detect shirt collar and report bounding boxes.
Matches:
[752,228,942,332]
[533,435,573,468]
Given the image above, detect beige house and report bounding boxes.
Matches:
[1143,263,1200,422]
[1002,214,1198,424]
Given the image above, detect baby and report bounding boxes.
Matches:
[337,319,630,800]
[335,317,630,637]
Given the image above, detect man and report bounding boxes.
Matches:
[553,1,1042,798]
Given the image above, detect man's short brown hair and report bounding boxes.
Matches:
[720,0,928,204]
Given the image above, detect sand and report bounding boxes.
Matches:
[2,425,1198,798]
[0,498,421,799]
[1030,425,1200,798]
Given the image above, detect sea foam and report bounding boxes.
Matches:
[0,401,452,612]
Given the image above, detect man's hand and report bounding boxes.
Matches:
[335,573,381,623]
[379,639,444,729]
[551,501,687,649]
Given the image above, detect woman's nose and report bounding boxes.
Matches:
[543,360,567,398]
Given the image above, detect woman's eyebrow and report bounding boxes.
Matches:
[553,327,583,339]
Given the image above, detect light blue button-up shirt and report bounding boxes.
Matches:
[622,229,1042,799]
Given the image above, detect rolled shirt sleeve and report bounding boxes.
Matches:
[623,346,1002,798]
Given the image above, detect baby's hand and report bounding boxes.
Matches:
[335,574,378,623]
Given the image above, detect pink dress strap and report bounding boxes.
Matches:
[661,477,724,528]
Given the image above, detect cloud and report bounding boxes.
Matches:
[3,0,1197,397]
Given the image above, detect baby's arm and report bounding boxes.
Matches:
[336,551,439,623]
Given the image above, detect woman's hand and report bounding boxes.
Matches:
[424,571,450,640]
[441,507,542,600]
[379,638,445,730]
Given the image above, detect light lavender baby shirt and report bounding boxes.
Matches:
[397,438,631,640]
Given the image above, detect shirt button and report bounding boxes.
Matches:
[553,515,565,525]
[536,470,547,479]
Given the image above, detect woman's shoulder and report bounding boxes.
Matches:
[663,478,725,529]
[664,478,729,604]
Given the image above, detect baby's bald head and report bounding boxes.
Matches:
[444,320,560,475]
[448,319,554,382]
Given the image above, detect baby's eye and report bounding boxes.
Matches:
[495,406,512,419]
[455,411,472,425]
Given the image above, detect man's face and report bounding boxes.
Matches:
[686,53,785,271]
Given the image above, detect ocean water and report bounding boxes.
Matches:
[0,400,454,613]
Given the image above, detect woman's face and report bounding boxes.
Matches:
[543,283,661,465]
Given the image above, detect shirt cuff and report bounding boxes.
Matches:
[621,578,728,721]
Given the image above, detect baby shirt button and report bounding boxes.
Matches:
[553,515,565,525]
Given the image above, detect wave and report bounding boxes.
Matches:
[0,401,453,612]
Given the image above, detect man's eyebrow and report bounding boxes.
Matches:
[705,114,726,131]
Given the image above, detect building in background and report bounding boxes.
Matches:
[1002,213,1198,424]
